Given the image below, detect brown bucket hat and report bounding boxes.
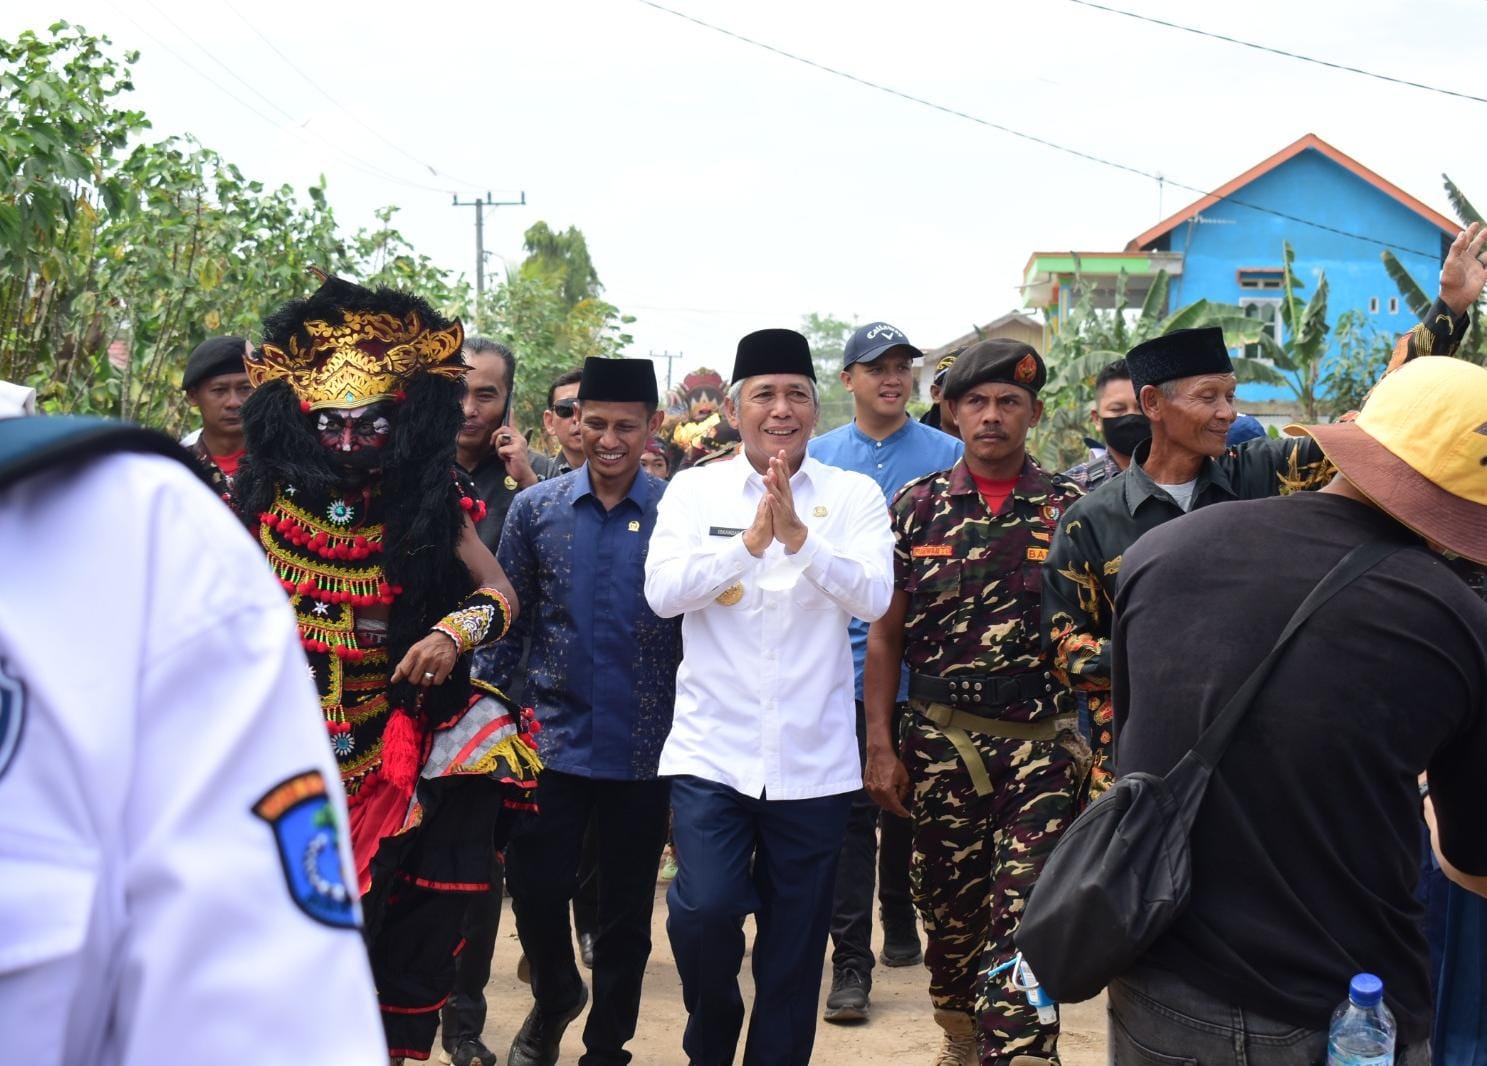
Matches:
[1285,356,1487,564]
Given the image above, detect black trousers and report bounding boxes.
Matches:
[668,775,853,1066]
[828,701,915,977]
[440,848,505,1049]
[505,769,671,1066]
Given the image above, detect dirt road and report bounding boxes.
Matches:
[454,883,1106,1064]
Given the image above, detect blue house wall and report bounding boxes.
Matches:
[1145,148,1448,403]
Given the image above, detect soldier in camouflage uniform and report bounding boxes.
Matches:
[1044,282,1477,797]
[864,340,1087,1066]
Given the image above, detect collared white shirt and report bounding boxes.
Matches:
[645,454,893,799]
[0,453,383,1065]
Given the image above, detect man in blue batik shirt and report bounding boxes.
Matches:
[808,321,962,1023]
[483,356,682,1066]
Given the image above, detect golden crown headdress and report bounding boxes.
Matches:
[246,275,467,410]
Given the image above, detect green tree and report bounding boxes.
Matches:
[487,254,633,429]
[517,220,602,308]
[799,311,858,432]
[1034,262,1276,469]
[1321,309,1392,416]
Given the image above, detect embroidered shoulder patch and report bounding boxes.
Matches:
[253,770,357,929]
[0,660,24,783]
[911,544,954,558]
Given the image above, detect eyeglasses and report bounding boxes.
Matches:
[551,401,577,418]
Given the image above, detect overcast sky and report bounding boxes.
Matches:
[8,0,1487,381]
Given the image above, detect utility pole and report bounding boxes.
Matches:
[649,350,684,392]
[451,190,526,330]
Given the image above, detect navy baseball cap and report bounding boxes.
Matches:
[843,321,924,368]
[1227,413,1267,446]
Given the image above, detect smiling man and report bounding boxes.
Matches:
[809,321,963,1023]
[489,357,682,1066]
[646,328,894,1066]
[1041,326,1340,796]
[863,339,1085,1066]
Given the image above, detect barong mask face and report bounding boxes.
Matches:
[314,402,395,476]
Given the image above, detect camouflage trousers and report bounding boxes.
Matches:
[903,704,1082,1066]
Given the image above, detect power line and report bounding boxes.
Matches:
[116,9,457,195]
[635,0,1446,259]
[220,0,491,192]
[1064,0,1487,107]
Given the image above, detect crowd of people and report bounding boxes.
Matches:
[1,225,1485,1066]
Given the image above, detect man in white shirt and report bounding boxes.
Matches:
[645,328,895,1066]
[0,416,383,1066]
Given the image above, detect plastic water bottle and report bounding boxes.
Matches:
[1327,973,1396,1065]
[1010,953,1058,1026]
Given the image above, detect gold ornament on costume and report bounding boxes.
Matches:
[716,581,745,606]
[247,308,467,410]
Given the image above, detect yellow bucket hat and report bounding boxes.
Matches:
[1285,356,1487,563]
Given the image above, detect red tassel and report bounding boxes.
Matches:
[381,707,421,792]
[299,399,312,413]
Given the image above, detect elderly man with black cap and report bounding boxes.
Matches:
[486,356,683,1066]
[1103,352,1487,1062]
[181,335,253,493]
[862,339,1086,1066]
[1041,325,1334,797]
[1042,223,1487,799]
[645,328,894,1066]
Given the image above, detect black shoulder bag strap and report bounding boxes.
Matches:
[1167,539,1405,825]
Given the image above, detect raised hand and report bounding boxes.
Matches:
[1440,221,1487,316]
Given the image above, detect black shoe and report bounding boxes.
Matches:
[879,916,923,967]
[578,931,595,969]
[451,1038,497,1066]
[822,969,870,1024]
[506,983,589,1066]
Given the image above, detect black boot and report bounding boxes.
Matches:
[879,910,923,967]
[505,983,589,1066]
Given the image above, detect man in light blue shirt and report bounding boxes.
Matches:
[808,321,962,1023]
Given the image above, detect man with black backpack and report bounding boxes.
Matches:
[1101,353,1487,1062]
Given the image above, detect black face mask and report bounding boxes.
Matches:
[1100,413,1151,457]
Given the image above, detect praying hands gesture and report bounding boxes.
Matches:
[1440,221,1487,316]
[764,451,808,554]
[741,450,809,556]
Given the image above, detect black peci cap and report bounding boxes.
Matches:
[730,328,815,384]
[578,357,660,406]
[1125,327,1233,395]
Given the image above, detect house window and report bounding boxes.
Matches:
[1238,269,1283,291]
[1369,296,1380,313]
[1240,298,1282,359]
[1388,296,1399,314]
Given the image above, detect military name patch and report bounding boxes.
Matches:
[1026,547,1049,562]
[253,770,357,929]
[709,525,745,538]
[911,545,954,558]
[0,660,25,784]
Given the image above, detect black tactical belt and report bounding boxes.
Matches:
[908,670,1054,710]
